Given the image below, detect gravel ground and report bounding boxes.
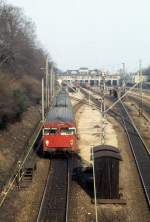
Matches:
[76,104,118,164]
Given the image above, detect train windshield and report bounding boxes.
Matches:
[43,128,57,135]
[60,128,76,135]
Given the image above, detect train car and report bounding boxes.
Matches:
[42,89,78,155]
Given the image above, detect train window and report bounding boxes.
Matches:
[43,128,50,135]
[44,128,57,135]
[68,128,76,134]
[49,128,57,135]
[60,128,76,135]
[60,128,69,135]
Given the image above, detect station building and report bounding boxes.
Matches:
[58,68,122,87]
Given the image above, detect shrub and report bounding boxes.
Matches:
[13,89,29,115]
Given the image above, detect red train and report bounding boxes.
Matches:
[42,88,78,155]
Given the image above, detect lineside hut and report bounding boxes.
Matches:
[93,145,124,204]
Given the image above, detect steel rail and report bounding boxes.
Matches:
[36,161,52,222]
[36,158,69,222]
[65,157,70,222]
[120,100,150,155]
[119,100,150,208]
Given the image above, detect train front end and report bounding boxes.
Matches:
[42,122,78,154]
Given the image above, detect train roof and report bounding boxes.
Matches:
[47,106,74,123]
[52,88,72,108]
[45,87,74,124]
[52,94,71,107]
[44,122,75,128]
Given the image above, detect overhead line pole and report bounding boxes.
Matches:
[52,66,55,97]
[46,56,49,108]
[101,72,106,145]
[89,70,91,105]
[42,78,45,122]
[91,145,98,222]
[122,62,126,88]
[139,60,143,116]
[50,64,53,100]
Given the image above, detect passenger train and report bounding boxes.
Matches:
[42,88,78,155]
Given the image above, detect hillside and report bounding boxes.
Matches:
[0,0,52,128]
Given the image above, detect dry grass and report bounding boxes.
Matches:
[0,71,41,128]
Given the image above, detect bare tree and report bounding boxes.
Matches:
[0,0,54,127]
[0,0,49,77]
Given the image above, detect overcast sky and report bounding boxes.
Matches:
[7,0,150,72]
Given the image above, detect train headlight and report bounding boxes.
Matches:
[45,140,49,146]
[70,139,73,146]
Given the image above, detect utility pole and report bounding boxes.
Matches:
[50,64,53,100]
[101,72,106,145]
[139,60,143,116]
[52,66,55,97]
[88,90,91,106]
[91,145,98,222]
[122,62,126,88]
[88,70,91,105]
[46,56,49,108]
[42,78,45,122]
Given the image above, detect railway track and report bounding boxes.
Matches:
[116,100,150,208]
[36,100,83,222]
[80,87,150,209]
[127,94,150,115]
[37,157,70,222]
